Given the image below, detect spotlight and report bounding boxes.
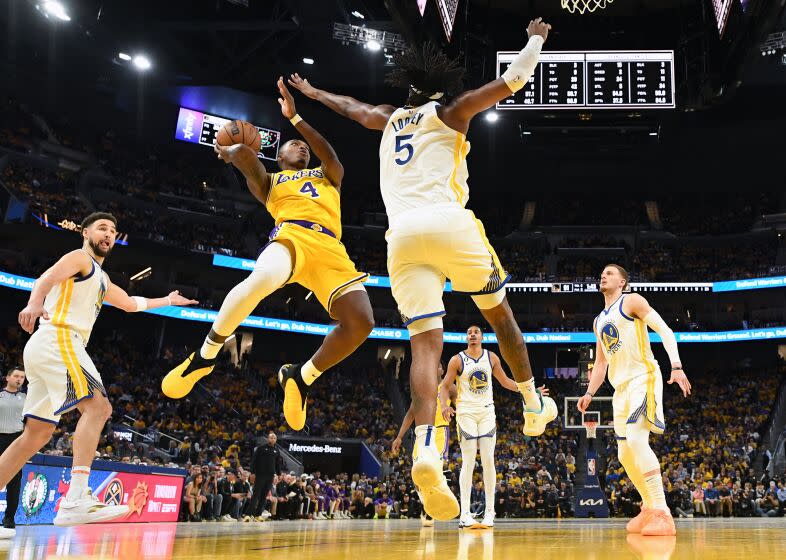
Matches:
[366,39,382,52]
[384,349,391,360]
[132,54,152,71]
[118,52,132,61]
[40,1,71,21]
[649,132,658,136]
[303,57,314,64]
[485,112,499,123]
[351,10,365,19]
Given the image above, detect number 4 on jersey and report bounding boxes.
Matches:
[300,181,319,198]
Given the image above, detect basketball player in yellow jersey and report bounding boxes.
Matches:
[7,213,196,530]
[578,264,691,537]
[391,362,456,526]
[289,19,557,519]
[163,78,374,432]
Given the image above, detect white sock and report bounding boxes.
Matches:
[414,425,438,459]
[516,378,540,410]
[300,360,323,386]
[643,470,668,512]
[200,334,225,360]
[66,466,91,500]
[479,437,497,516]
[459,439,477,516]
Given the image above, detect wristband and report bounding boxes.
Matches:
[167,296,173,306]
[131,296,148,312]
[290,114,303,126]
[671,365,683,371]
[585,391,594,398]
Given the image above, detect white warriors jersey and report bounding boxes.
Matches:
[39,252,109,344]
[594,295,660,389]
[455,349,494,413]
[379,101,470,220]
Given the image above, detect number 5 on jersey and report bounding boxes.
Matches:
[300,181,319,198]
[394,134,414,165]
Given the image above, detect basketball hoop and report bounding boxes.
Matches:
[561,0,614,15]
[583,421,598,439]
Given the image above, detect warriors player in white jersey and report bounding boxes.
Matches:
[7,212,196,529]
[440,325,541,528]
[289,18,558,520]
[578,264,691,537]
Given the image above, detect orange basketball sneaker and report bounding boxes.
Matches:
[640,509,676,536]
[626,507,654,533]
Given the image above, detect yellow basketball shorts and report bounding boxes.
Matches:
[268,221,368,318]
[612,371,665,439]
[22,326,107,424]
[386,205,510,328]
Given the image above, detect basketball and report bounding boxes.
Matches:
[216,120,261,153]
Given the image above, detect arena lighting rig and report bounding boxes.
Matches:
[332,22,407,54]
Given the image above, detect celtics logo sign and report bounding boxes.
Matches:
[22,472,48,516]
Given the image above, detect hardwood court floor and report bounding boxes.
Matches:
[0,518,783,559]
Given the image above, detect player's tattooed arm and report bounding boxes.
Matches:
[214,143,271,205]
[278,76,344,188]
[288,73,395,131]
[18,250,93,333]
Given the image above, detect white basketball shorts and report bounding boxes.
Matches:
[612,370,665,439]
[22,326,107,424]
[456,406,497,441]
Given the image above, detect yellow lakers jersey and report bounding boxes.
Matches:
[266,167,342,239]
[435,395,451,427]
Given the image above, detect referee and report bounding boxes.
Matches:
[0,366,26,535]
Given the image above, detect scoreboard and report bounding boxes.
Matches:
[174,107,281,161]
[497,50,675,110]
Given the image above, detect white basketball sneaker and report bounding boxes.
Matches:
[411,446,459,521]
[522,391,558,437]
[0,528,15,540]
[479,512,495,528]
[420,513,434,527]
[458,512,475,528]
[53,489,129,527]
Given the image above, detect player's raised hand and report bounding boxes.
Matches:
[277,76,297,119]
[167,290,199,307]
[288,73,319,99]
[527,17,551,42]
[577,393,592,413]
[391,437,402,455]
[668,368,691,397]
[18,303,48,334]
[214,143,256,165]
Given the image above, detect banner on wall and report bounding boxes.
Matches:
[0,463,183,525]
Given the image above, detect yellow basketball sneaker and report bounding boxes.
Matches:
[411,446,459,521]
[522,390,558,437]
[278,363,310,431]
[161,352,215,399]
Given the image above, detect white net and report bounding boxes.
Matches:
[583,421,598,439]
[561,0,614,14]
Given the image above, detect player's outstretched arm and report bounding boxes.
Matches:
[104,282,198,313]
[214,143,271,204]
[577,339,608,413]
[623,293,691,397]
[439,356,461,421]
[392,405,415,455]
[18,250,93,333]
[288,73,395,131]
[439,18,550,134]
[278,76,344,187]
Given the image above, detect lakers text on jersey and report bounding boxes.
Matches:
[264,168,367,316]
